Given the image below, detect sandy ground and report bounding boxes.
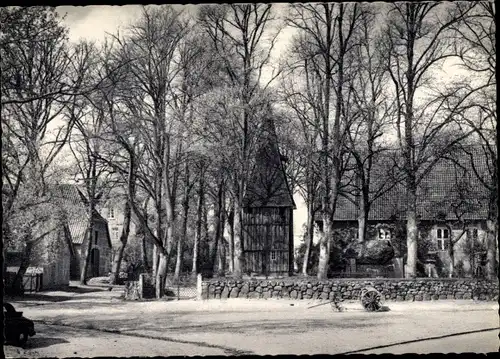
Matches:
[4,286,499,357]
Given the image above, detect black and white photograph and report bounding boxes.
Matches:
[2,2,498,357]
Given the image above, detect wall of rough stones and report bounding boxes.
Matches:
[201,278,499,301]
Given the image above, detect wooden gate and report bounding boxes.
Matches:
[23,273,43,293]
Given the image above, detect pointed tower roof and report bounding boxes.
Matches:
[243,114,296,209]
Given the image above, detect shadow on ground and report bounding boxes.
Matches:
[21,336,69,349]
[5,294,76,303]
[4,285,120,304]
[53,316,379,335]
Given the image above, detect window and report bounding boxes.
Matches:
[112,227,119,241]
[466,227,479,242]
[271,251,276,260]
[436,227,449,251]
[94,231,98,245]
[378,229,391,241]
[108,207,115,219]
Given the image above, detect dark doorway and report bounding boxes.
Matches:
[91,248,100,277]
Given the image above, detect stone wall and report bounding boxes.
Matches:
[201,278,499,301]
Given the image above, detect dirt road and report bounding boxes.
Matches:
[4,323,235,358]
[4,287,499,357]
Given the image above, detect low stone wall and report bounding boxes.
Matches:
[201,278,499,301]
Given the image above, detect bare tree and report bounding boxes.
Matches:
[1,7,94,291]
[109,5,187,297]
[382,2,475,277]
[279,34,323,275]
[343,7,401,244]
[198,4,283,277]
[287,3,364,279]
[66,42,116,284]
[452,2,497,279]
[167,27,221,280]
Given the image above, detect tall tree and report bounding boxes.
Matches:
[1,7,92,291]
[198,4,282,277]
[452,2,497,279]
[382,2,475,277]
[344,7,399,244]
[66,42,115,284]
[287,3,364,279]
[279,34,323,275]
[111,5,187,297]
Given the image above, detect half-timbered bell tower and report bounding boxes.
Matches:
[242,115,296,277]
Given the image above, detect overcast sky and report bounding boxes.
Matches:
[57,5,187,42]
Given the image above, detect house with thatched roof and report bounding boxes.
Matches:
[314,150,491,278]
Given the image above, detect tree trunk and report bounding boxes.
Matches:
[173,232,184,281]
[485,179,498,279]
[111,200,132,285]
[405,188,418,278]
[358,187,369,243]
[142,234,150,272]
[448,236,455,278]
[357,203,367,244]
[485,218,497,280]
[302,199,315,276]
[165,200,175,275]
[232,200,243,278]
[80,226,93,285]
[218,236,226,274]
[317,215,332,280]
[192,174,204,276]
[211,181,225,273]
[153,244,159,279]
[111,244,126,285]
[174,213,186,280]
[155,249,167,298]
[11,241,33,294]
[227,205,235,273]
[175,165,190,280]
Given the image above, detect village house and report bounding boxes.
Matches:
[314,154,490,278]
[4,226,75,291]
[102,198,137,249]
[67,211,112,279]
[102,196,155,275]
[4,184,113,291]
[55,184,113,280]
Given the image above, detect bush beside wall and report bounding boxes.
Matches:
[201,278,499,301]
